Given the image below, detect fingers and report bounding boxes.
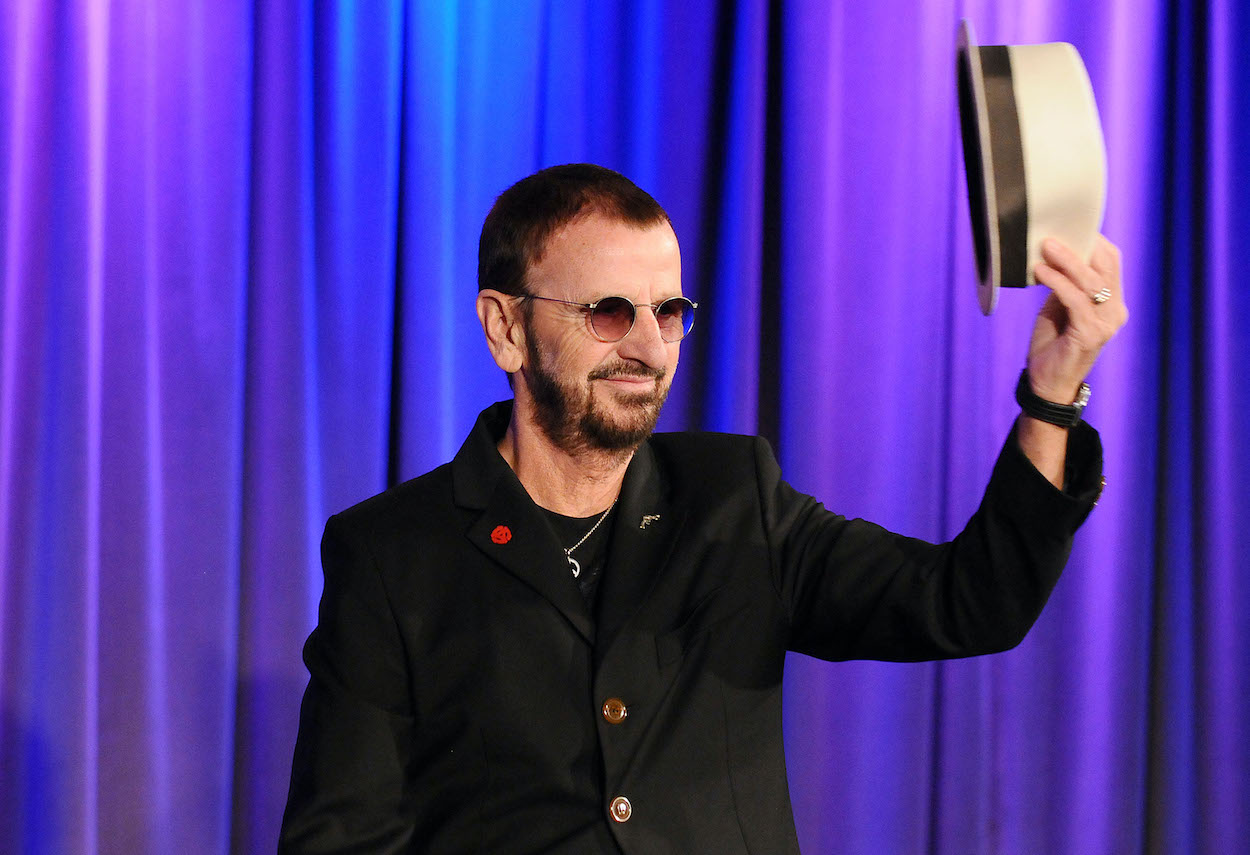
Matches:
[1090,234,1122,285]
[1040,238,1106,297]
[1034,258,1086,309]
[1034,241,1094,320]
[1039,236,1126,305]
[1033,235,1128,342]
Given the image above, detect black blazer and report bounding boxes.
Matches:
[281,402,1102,853]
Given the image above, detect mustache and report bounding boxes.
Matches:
[588,362,666,382]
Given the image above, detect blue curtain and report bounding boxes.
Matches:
[1,1,1246,852]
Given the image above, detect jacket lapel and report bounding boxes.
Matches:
[454,402,594,643]
[594,441,686,662]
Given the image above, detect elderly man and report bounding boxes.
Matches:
[280,163,1124,853]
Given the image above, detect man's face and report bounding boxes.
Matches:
[517,213,683,455]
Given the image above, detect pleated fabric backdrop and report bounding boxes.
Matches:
[1,1,1246,852]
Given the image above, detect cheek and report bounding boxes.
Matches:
[547,332,609,380]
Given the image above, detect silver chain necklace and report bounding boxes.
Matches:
[565,499,616,578]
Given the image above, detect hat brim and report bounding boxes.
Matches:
[958,19,1004,315]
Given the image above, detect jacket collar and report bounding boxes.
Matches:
[452,401,684,651]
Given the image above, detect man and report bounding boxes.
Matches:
[280,164,1124,853]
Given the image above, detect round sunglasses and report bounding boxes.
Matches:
[523,294,698,343]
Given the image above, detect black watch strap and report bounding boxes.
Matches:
[1015,369,1090,428]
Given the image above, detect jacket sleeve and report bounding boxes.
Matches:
[764,421,1103,662]
[279,514,418,854]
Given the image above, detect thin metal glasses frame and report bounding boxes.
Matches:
[522,294,699,343]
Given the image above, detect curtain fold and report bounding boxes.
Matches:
[0,1,1245,852]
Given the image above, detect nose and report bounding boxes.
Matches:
[616,304,671,368]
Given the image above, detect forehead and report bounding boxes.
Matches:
[528,213,681,296]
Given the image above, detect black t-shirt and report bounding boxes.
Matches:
[540,504,617,609]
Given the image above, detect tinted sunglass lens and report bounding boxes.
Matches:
[656,298,695,342]
[590,297,636,341]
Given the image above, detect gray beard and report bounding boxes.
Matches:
[525,335,669,456]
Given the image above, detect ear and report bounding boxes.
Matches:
[476,290,525,374]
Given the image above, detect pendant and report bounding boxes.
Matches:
[567,554,581,578]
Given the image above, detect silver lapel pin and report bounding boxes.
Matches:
[639,514,661,529]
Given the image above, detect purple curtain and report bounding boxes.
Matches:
[1,0,1245,852]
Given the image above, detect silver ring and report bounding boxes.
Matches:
[1091,287,1112,305]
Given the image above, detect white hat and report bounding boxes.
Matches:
[957,19,1107,315]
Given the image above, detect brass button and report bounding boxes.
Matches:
[609,795,632,823]
[602,697,628,724]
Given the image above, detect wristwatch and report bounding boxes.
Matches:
[1015,369,1090,428]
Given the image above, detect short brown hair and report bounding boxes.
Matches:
[477,163,672,296]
